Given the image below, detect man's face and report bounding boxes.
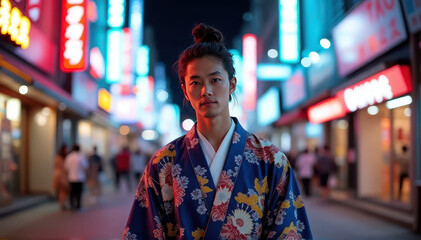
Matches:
[182,56,236,120]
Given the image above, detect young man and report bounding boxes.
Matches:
[123,24,312,240]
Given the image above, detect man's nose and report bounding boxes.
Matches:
[202,85,212,96]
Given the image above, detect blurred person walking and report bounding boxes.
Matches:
[87,146,103,204]
[398,145,410,199]
[64,144,89,211]
[316,145,336,201]
[115,147,131,191]
[52,144,69,210]
[123,23,312,239]
[296,148,317,197]
[130,149,146,184]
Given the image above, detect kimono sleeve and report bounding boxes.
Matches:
[122,162,167,240]
[264,165,313,240]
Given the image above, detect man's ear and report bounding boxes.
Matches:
[229,77,237,95]
[181,84,189,101]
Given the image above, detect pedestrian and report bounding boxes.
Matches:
[398,145,410,199]
[130,149,146,184]
[296,148,317,197]
[64,144,89,211]
[316,145,336,201]
[123,23,312,240]
[87,145,103,204]
[52,144,69,210]
[116,147,131,191]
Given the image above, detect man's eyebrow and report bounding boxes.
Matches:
[208,71,222,76]
[188,71,222,80]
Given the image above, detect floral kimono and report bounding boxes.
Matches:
[123,118,312,240]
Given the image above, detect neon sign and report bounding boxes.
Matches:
[0,0,31,49]
[279,0,300,63]
[336,65,412,112]
[60,0,87,72]
[108,0,125,28]
[243,34,257,110]
[308,65,412,123]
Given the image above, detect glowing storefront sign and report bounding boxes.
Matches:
[60,0,87,72]
[242,34,257,110]
[89,47,105,79]
[98,88,111,112]
[257,63,291,80]
[336,65,412,112]
[332,0,407,76]
[122,28,134,86]
[279,0,300,63]
[308,65,412,123]
[106,29,123,83]
[307,97,347,124]
[136,45,149,76]
[257,87,280,126]
[282,69,306,110]
[129,0,143,71]
[108,0,125,28]
[0,0,31,49]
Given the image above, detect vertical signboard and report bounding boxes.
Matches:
[60,0,88,72]
[279,0,300,63]
[242,34,257,110]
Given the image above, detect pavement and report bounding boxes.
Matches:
[0,184,420,240]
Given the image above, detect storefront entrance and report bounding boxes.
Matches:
[357,99,411,205]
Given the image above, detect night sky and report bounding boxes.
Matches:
[143,0,251,120]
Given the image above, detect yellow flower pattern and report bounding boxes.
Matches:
[152,148,176,164]
[192,228,205,240]
[197,175,213,195]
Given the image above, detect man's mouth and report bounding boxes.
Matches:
[200,100,217,106]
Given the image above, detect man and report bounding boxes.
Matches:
[123,23,312,239]
[64,144,88,210]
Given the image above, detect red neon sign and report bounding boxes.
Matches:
[307,97,347,124]
[243,34,257,110]
[336,65,412,112]
[60,0,87,72]
[308,65,412,123]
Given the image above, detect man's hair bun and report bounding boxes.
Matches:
[192,23,224,44]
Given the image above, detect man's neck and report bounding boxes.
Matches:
[197,116,232,152]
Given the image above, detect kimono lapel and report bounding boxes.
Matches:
[185,124,217,215]
[203,118,247,239]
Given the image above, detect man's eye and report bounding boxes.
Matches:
[212,78,221,83]
[190,81,200,86]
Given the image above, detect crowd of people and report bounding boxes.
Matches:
[52,144,148,211]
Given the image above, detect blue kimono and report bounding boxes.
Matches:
[123,118,312,240]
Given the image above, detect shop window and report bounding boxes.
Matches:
[391,106,411,203]
[0,93,21,205]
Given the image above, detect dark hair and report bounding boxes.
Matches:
[59,144,68,158]
[73,144,80,152]
[175,23,236,87]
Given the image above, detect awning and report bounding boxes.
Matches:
[273,108,307,127]
[0,50,90,118]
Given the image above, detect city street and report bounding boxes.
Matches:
[0,184,420,240]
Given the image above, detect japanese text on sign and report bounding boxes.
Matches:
[0,0,30,49]
[60,0,87,72]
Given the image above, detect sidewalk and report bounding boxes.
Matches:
[0,195,51,218]
[0,183,135,240]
